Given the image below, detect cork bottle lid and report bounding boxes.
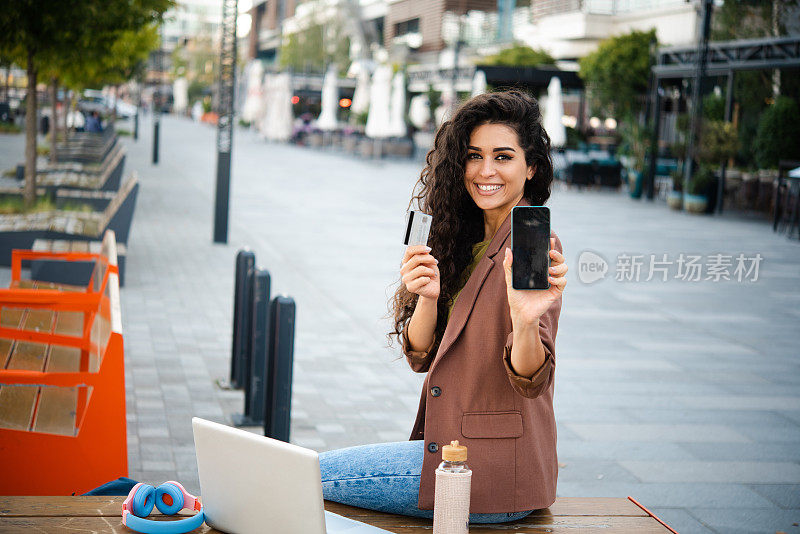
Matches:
[441,440,467,462]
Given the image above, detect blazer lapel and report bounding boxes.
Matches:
[432,255,495,370]
[430,206,519,371]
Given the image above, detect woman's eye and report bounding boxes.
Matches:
[467,153,481,160]
[496,153,511,160]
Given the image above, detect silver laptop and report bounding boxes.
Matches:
[192,417,393,534]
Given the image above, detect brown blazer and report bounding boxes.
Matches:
[402,205,562,514]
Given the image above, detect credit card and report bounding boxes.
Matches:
[403,211,432,246]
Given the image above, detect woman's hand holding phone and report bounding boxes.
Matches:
[503,237,567,326]
[401,246,440,301]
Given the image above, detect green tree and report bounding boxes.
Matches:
[171,33,218,103]
[618,118,651,173]
[698,120,739,164]
[712,0,800,167]
[60,23,160,127]
[0,0,170,208]
[578,29,657,119]
[0,2,86,206]
[480,45,556,67]
[702,92,725,121]
[712,0,799,40]
[97,24,161,88]
[753,96,800,169]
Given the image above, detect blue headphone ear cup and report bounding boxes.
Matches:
[131,484,156,517]
[155,482,184,515]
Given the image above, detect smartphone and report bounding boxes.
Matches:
[511,206,551,290]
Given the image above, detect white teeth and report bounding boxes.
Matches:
[477,184,502,191]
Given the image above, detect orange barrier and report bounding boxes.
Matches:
[0,230,127,495]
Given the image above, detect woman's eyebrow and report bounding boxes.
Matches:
[467,146,516,152]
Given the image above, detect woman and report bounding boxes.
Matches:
[320,90,567,523]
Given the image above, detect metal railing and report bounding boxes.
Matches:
[532,0,686,19]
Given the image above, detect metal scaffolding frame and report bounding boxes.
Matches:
[654,36,800,79]
[645,34,800,212]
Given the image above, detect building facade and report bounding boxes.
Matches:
[522,0,699,60]
[384,0,498,56]
[247,0,300,61]
[162,0,224,51]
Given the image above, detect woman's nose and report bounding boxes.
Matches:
[480,159,496,178]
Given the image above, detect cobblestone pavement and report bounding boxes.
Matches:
[1,116,799,533]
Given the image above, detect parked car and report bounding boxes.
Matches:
[114,100,137,119]
[77,95,109,116]
[78,89,137,119]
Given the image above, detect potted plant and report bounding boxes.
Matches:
[667,169,683,210]
[618,119,650,199]
[684,165,713,214]
[753,96,800,170]
[693,120,739,213]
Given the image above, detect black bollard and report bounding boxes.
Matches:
[133,109,139,141]
[152,119,160,164]
[229,249,255,389]
[264,295,296,443]
[232,268,271,426]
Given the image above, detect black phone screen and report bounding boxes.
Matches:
[512,206,550,290]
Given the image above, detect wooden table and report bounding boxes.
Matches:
[0,496,676,533]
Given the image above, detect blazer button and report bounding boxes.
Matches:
[427,442,438,453]
[430,386,441,397]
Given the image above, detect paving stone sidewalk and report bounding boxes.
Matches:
[1,117,798,534]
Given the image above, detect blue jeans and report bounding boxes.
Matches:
[319,440,533,524]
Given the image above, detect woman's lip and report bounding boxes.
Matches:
[475,183,504,196]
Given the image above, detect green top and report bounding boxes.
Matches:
[447,239,491,321]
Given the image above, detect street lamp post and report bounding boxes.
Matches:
[213,0,238,243]
[134,77,139,141]
[152,27,163,165]
[645,37,659,201]
[717,70,735,214]
[153,89,160,162]
[682,0,714,197]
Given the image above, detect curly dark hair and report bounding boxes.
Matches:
[389,89,554,350]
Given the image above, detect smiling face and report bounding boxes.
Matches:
[464,122,534,227]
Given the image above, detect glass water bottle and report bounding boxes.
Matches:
[433,440,471,534]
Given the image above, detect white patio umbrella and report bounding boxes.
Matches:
[365,65,393,139]
[270,72,294,142]
[316,65,339,131]
[173,77,188,114]
[258,73,293,142]
[408,94,431,130]
[544,76,567,148]
[387,70,407,138]
[256,73,274,139]
[348,61,372,116]
[471,69,487,98]
[435,85,456,127]
[241,61,265,124]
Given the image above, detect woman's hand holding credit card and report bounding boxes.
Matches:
[401,211,439,300]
